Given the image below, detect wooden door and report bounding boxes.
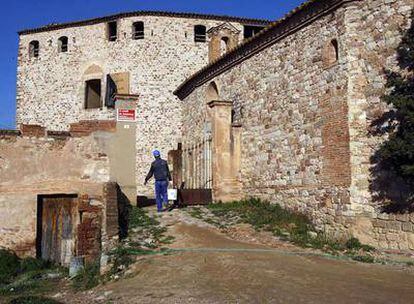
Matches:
[38,195,77,265]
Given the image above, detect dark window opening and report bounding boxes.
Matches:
[107,21,118,41]
[29,40,39,58]
[85,79,102,109]
[132,21,144,40]
[231,109,236,124]
[243,25,265,39]
[331,39,339,61]
[194,25,206,43]
[220,37,229,56]
[323,39,339,67]
[58,36,68,53]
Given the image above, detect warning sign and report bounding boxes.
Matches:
[117,109,136,122]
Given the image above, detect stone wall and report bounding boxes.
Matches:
[16,15,250,196]
[181,0,414,250]
[343,0,414,249]
[0,129,117,262]
[182,4,350,221]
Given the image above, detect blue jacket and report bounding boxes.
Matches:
[145,158,172,182]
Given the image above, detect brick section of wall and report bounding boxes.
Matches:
[77,195,102,262]
[70,120,116,137]
[20,124,46,137]
[320,88,351,187]
[104,182,119,239]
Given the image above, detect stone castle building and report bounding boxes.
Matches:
[16,11,269,199]
[1,0,414,264]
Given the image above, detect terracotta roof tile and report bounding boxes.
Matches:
[18,10,271,35]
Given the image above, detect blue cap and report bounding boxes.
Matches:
[153,150,161,157]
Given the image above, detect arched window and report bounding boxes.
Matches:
[331,39,339,62]
[220,37,229,56]
[194,25,206,43]
[58,36,68,53]
[133,21,144,40]
[206,82,219,103]
[29,40,39,58]
[323,39,339,67]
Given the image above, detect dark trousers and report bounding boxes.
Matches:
[155,180,168,211]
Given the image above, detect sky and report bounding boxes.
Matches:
[0,0,305,129]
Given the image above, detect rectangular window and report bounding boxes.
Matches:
[133,22,144,40]
[194,25,206,43]
[243,25,265,39]
[108,21,118,42]
[85,79,102,109]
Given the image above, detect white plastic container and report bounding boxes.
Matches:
[168,189,178,201]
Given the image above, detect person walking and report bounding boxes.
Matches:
[144,150,172,212]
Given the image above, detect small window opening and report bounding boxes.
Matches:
[29,40,39,58]
[85,79,102,109]
[243,25,265,39]
[324,39,339,67]
[231,109,236,124]
[206,81,219,103]
[220,37,229,56]
[331,39,339,62]
[58,36,68,53]
[107,21,118,42]
[194,25,206,43]
[133,21,144,40]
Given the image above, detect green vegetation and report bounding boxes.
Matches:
[72,262,100,291]
[8,296,63,304]
[345,237,375,252]
[372,11,414,209]
[107,206,173,278]
[0,249,21,284]
[204,198,376,261]
[0,250,64,300]
[71,206,174,289]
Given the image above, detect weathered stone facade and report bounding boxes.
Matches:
[11,1,414,251]
[178,0,414,250]
[16,13,268,196]
[0,128,119,264]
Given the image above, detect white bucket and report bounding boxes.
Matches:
[168,189,178,201]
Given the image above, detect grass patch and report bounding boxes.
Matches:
[71,262,100,291]
[0,250,64,298]
[350,255,375,263]
[108,206,174,278]
[345,237,375,252]
[187,207,204,220]
[8,296,63,304]
[207,198,375,260]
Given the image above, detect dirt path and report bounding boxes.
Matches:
[64,208,414,304]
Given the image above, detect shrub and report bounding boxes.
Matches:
[72,262,100,291]
[0,249,20,284]
[345,237,375,252]
[9,296,63,304]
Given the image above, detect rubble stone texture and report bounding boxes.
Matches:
[16,16,248,195]
[181,0,414,250]
[11,1,414,251]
